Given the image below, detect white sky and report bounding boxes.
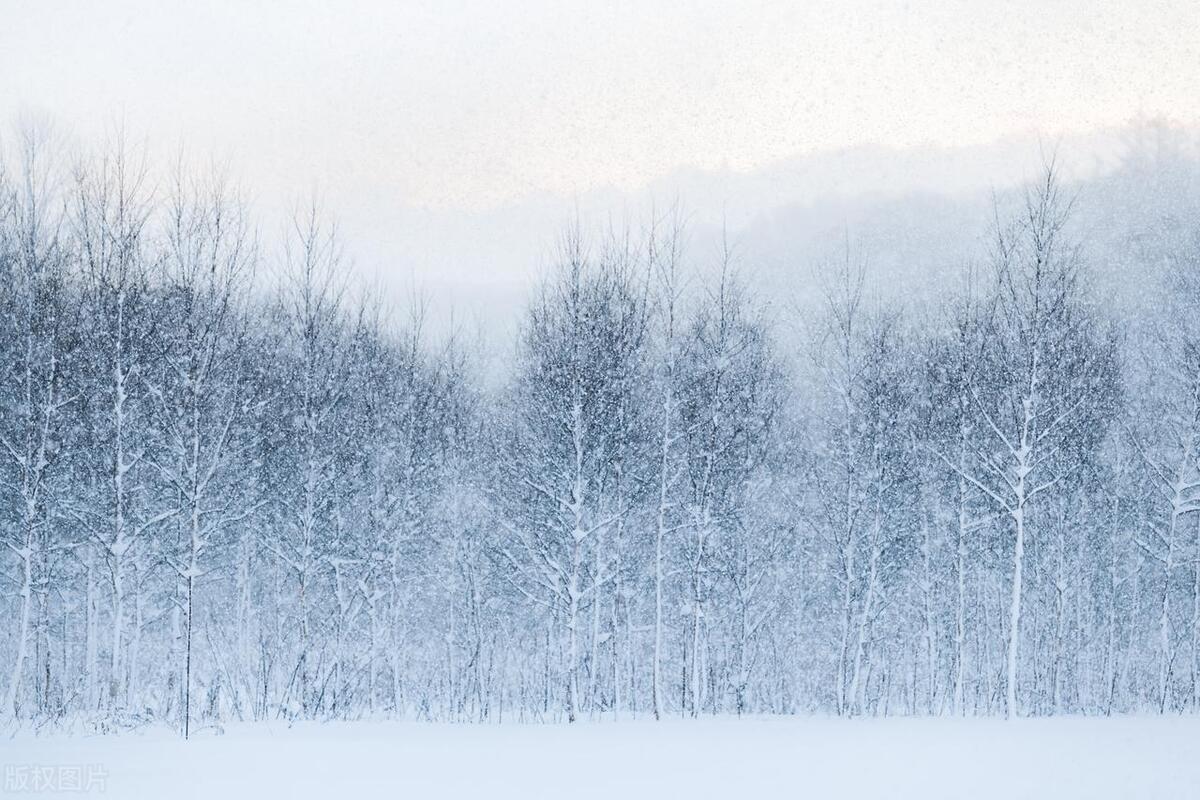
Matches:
[4,0,1197,208]
[2,0,1198,323]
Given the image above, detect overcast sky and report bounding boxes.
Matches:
[2,0,1198,320]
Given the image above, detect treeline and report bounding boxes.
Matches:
[1,128,1198,733]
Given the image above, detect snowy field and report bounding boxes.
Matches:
[4,716,1200,799]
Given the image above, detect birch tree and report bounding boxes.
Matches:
[951,165,1117,717]
[0,126,77,719]
[495,226,647,722]
[678,247,782,715]
[647,212,689,720]
[1126,227,1200,711]
[146,168,257,737]
[70,138,163,709]
[263,205,359,720]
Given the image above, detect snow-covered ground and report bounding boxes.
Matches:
[4,715,1199,799]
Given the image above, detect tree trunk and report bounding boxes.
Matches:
[1006,500,1026,720]
[2,537,34,718]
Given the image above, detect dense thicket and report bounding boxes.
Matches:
[2,129,1199,732]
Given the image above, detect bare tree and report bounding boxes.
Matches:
[0,124,76,720]
[146,166,257,737]
[944,165,1117,717]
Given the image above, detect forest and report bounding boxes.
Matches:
[2,125,1200,735]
